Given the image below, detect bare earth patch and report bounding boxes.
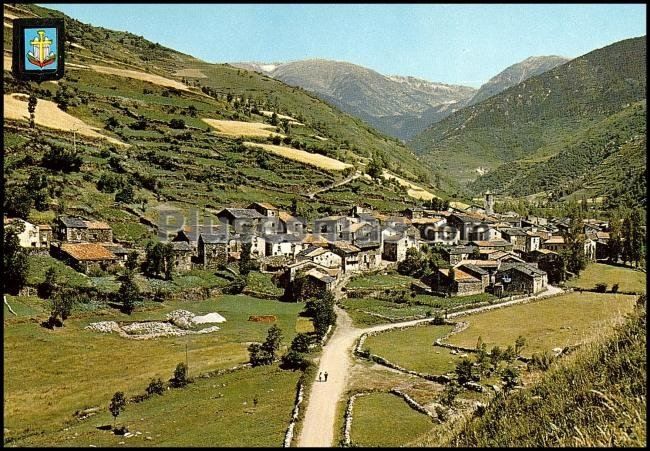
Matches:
[259,110,304,125]
[382,170,437,201]
[244,142,353,171]
[88,64,191,91]
[203,118,285,138]
[3,93,127,146]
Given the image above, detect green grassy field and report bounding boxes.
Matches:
[350,392,434,447]
[566,263,646,294]
[3,294,304,443]
[448,292,637,356]
[363,325,461,375]
[347,273,417,289]
[11,365,301,447]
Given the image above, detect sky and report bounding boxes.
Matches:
[44,3,646,87]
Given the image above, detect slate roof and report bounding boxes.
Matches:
[266,233,303,244]
[499,262,547,277]
[459,263,488,276]
[218,208,264,219]
[306,268,336,284]
[442,245,475,254]
[200,233,229,244]
[85,221,112,230]
[502,227,528,236]
[59,216,88,228]
[171,241,193,252]
[329,241,361,254]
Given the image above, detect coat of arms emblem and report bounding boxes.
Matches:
[27,29,56,68]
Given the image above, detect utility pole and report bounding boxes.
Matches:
[71,125,78,152]
[185,339,189,377]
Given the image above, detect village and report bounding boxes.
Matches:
[4,190,610,302]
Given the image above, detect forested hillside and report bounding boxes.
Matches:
[409,37,646,188]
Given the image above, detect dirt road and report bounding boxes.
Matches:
[296,285,564,447]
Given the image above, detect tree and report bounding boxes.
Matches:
[489,346,502,369]
[47,289,79,328]
[169,118,185,129]
[623,208,643,267]
[125,250,139,273]
[290,333,311,353]
[118,272,140,314]
[281,349,308,370]
[564,205,586,277]
[440,380,461,407]
[455,358,474,384]
[115,185,135,204]
[397,247,425,276]
[239,242,252,276]
[262,325,283,357]
[608,210,623,264]
[514,336,526,355]
[269,112,278,126]
[3,227,29,295]
[28,93,37,128]
[311,294,337,339]
[366,158,383,180]
[42,144,82,172]
[170,362,189,388]
[4,185,33,219]
[146,378,165,396]
[109,391,126,427]
[249,325,283,366]
[143,242,175,280]
[39,267,59,299]
[501,365,520,392]
[186,105,198,117]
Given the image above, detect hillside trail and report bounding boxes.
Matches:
[296,283,564,447]
[307,171,362,199]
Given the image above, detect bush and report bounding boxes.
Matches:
[432,313,446,325]
[169,118,185,129]
[611,283,619,293]
[145,378,165,396]
[170,362,189,388]
[280,349,308,370]
[42,144,82,172]
[595,283,608,293]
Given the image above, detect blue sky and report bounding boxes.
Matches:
[44,3,646,87]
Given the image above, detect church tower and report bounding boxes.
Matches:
[485,190,495,215]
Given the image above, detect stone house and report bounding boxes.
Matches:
[470,240,514,253]
[500,228,530,252]
[403,207,425,220]
[440,245,476,265]
[356,241,382,271]
[55,216,113,243]
[265,233,305,258]
[541,235,568,252]
[248,202,280,218]
[171,241,193,272]
[329,241,362,273]
[4,218,51,248]
[433,267,484,297]
[382,228,419,262]
[296,246,342,269]
[314,216,356,242]
[216,208,265,234]
[457,263,490,290]
[342,222,380,245]
[58,242,117,274]
[279,211,306,235]
[447,212,494,241]
[198,233,229,269]
[497,262,548,294]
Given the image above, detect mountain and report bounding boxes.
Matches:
[409,36,646,188]
[467,56,570,105]
[4,3,455,247]
[231,59,476,141]
[469,101,646,208]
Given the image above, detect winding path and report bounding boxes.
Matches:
[296,285,564,447]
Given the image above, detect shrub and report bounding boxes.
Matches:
[528,351,557,371]
[595,283,608,293]
[145,378,165,396]
[281,349,308,370]
[611,283,619,293]
[170,363,189,388]
[42,144,82,172]
[169,118,185,129]
[432,313,445,325]
[455,358,474,384]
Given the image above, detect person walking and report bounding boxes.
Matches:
[324,371,328,382]
[318,372,323,382]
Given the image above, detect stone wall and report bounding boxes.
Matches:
[282,383,304,447]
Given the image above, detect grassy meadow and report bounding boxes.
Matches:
[350,392,434,447]
[566,263,646,294]
[448,292,637,355]
[3,294,306,444]
[12,365,301,447]
[363,324,461,375]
